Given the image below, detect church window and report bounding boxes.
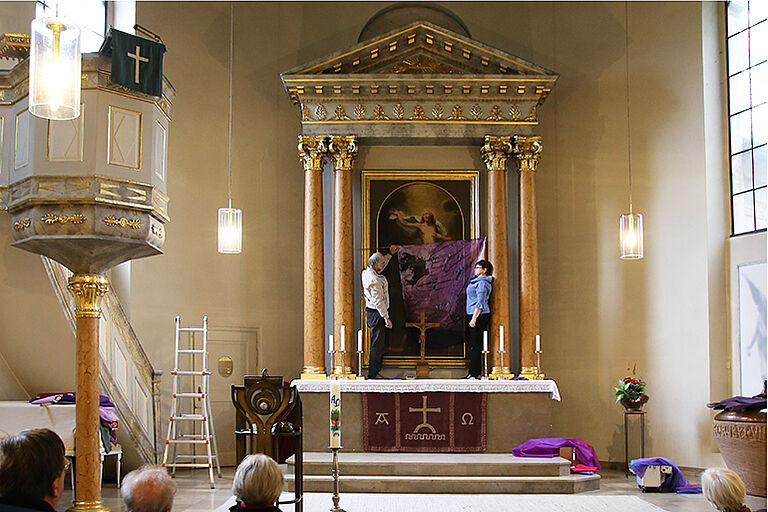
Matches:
[36,0,107,53]
[727,0,767,235]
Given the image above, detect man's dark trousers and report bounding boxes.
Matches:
[366,307,386,378]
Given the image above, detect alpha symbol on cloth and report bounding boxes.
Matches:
[127,45,149,84]
[375,412,389,425]
[409,395,441,433]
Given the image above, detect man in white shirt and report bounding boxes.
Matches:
[362,245,399,379]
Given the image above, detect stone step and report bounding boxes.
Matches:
[287,452,571,477]
[285,473,601,494]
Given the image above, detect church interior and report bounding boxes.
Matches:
[0,1,765,511]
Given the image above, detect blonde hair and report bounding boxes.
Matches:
[232,454,284,506]
[702,467,746,512]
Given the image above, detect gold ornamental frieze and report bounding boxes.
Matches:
[41,213,86,225]
[13,218,30,231]
[6,175,169,222]
[103,216,142,229]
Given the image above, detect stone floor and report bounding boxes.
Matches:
[57,466,767,512]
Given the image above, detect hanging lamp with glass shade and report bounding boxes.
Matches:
[217,4,242,254]
[29,16,81,120]
[619,1,644,260]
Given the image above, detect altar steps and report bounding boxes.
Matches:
[285,452,600,494]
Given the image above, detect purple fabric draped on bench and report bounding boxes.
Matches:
[512,437,601,470]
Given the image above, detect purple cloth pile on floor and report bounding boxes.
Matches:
[630,456,702,493]
[512,437,601,470]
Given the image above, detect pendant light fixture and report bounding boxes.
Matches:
[619,1,644,260]
[29,8,81,120]
[217,2,242,254]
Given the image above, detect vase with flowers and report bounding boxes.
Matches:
[615,362,649,411]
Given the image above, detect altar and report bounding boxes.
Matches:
[293,379,560,453]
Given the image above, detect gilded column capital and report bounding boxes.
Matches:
[513,135,543,173]
[297,135,328,172]
[67,274,109,318]
[328,135,358,171]
[481,135,513,172]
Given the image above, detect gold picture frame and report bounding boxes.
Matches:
[361,170,480,368]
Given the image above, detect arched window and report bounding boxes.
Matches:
[726,0,767,235]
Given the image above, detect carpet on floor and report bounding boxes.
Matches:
[215,494,670,512]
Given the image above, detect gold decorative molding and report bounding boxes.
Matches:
[13,217,30,231]
[103,216,141,229]
[512,135,543,173]
[41,213,86,225]
[297,135,328,171]
[481,136,513,172]
[150,223,165,239]
[297,102,538,124]
[0,33,30,60]
[328,135,358,171]
[67,274,109,319]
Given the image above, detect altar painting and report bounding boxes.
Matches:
[362,171,479,367]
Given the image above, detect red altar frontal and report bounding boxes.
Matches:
[292,379,560,453]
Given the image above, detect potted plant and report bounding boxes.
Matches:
[615,363,649,411]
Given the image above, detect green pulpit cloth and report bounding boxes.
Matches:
[109,29,166,97]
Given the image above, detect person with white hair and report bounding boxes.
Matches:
[230,454,284,512]
[702,467,758,512]
[120,466,176,512]
[362,245,399,379]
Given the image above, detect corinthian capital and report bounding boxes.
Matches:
[512,136,543,173]
[328,135,358,171]
[298,135,328,171]
[67,274,109,318]
[480,135,513,172]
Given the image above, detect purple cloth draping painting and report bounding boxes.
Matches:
[396,238,486,332]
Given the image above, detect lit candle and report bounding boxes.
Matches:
[340,324,346,352]
[483,330,488,352]
[357,330,362,352]
[499,325,505,352]
[330,380,341,448]
[536,334,541,352]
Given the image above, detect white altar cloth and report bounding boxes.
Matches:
[0,401,76,455]
[291,378,561,401]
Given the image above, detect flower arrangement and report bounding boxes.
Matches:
[615,362,649,410]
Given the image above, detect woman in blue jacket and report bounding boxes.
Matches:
[465,260,493,379]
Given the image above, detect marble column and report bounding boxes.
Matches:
[481,136,513,378]
[298,136,329,379]
[329,136,357,376]
[513,136,543,378]
[67,274,109,512]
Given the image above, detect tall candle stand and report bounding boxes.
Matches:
[535,349,543,380]
[328,348,347,378]
[496,349,508,380]
[356,349,364,379]
[329,446,345,512]
[481,349,490,379]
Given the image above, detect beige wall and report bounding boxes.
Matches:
[0,1,755,468]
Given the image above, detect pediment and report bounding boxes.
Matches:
[281,21,559,140]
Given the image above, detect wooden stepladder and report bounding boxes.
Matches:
[162,316,222,488]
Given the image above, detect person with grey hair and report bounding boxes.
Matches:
[0,428,68,512]
[362,245,399,379]
[120,466,176,512]
[230,454,284,512]
[702,467,761,512]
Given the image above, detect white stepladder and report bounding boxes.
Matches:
[161,316,222,488]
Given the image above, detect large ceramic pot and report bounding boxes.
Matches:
[712,409,766,497]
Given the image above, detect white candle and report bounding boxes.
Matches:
[340,325,346,352]
[500,325,505,352]
[329,334,333,351]
[358,329,363,352]
[330,380,341,448]
[483,330,488,352]
[536,334,541,352]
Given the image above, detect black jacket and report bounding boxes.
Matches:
[0,494,57,512]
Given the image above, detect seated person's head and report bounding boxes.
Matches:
[0,428,67,507]
[232,454,284,507]
[702,467,747,512]
[120,466,176,512]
